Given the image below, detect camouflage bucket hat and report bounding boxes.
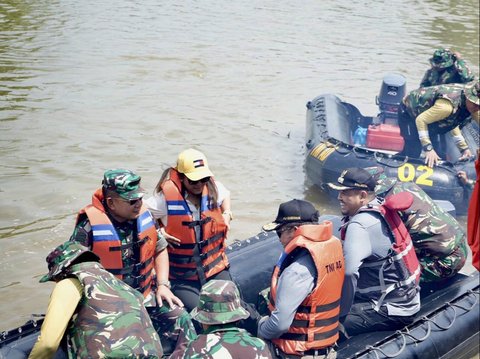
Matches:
[40,242,99,283]
[190,280,249,325]
[102,169,145,200]
[429,48,454,69]
[465,81,480,106]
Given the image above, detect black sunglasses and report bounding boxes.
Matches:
[110,197,142,206]
[276,225,295,237]
[187,177,210,185]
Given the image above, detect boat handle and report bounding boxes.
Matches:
[366,330,407,358]
[351,146,370,158]
[374,152,408,167]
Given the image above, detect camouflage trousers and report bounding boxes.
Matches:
[147,305,197,356]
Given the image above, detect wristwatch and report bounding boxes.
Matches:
[422,143,433,152]
[157,280,171,289]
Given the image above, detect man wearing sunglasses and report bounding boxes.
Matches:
[70,169,195,351]
[258,199,344,359]
[145,148,233,312]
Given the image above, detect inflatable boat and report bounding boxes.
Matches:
[1,216,479,359]
[304,75,479,216]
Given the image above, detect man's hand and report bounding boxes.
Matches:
[424,149,441,167]
[160,227,182,247]
[458,149,473,162]
[155,284,184,308]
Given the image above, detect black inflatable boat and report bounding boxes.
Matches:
[1,216,479,359]
[304,75,479,216]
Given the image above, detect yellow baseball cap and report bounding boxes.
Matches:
[176,148,214,181]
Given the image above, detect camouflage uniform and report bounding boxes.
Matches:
[170,280,273,359]
[402,83,471,135]
[375,176,467,282]
[70,169,197,353]
[41,242,163,358]
[420,49,476,88]
[398,83,473,158]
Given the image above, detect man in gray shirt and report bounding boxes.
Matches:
[328,168,420,337]
[258,199,343,358]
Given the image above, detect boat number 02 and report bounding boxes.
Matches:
[397,164,433,186]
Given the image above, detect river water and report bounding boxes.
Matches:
[0,0,479,332]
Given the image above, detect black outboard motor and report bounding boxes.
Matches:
[376,73,406,125]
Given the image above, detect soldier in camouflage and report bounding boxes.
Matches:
[69,169,197,355]
[29,241,163,358]
[370,167,467,282]
[170,280,273,359]
[398,80,479,167]
[420,48,476,88]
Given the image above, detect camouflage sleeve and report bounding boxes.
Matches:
[155,229,168,254]
[69,217,93,249]
[454,59,476,83]
[419,69,432,88]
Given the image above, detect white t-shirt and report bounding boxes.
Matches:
[145,180,230,226]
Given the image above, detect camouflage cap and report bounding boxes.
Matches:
[190,280,249,325]
[40,241,99,283]
[102,169,145,200]
[429,48,454,69]
[465,81,480,106]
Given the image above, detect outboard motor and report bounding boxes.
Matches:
[376,73,406,125]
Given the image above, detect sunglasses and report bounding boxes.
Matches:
[110,197,143,206]
[276,225,295,237]
[187,177,210,185]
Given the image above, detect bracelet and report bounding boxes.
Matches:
[222,210,233,221]
[157,280,171,289]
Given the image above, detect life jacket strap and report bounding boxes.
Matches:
[291,314,339,328]
[280,325,339,341]
[108,257,154,275]
[108,236,149,252]
[181,217,212,228]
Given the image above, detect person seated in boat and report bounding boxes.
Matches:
[69,169,196,346]
[327,168,421,338]
[170,279,273,359]
[257,199,344,359]
[397,80,479,167]
[369,166,467,283]
[145,148,233,312]
[419,48,476,88]
[29,241,163,359]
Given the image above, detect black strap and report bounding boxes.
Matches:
[181,217,212,228]
[109,236,149,251]
[291,314,339,328]
[107,257,153,275]
[280,325,339,342]
[296,298,341,314]
[198,232,224,249]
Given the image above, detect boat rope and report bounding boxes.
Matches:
[359,287,479,358]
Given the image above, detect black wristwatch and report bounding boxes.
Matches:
[422,143,433,152]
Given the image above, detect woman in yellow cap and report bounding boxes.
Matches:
[146,148,233,311]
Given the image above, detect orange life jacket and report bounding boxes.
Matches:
[269,221,345,355]
[76,188,157,297]
[341,192,421,311]
[161,169,229,284]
